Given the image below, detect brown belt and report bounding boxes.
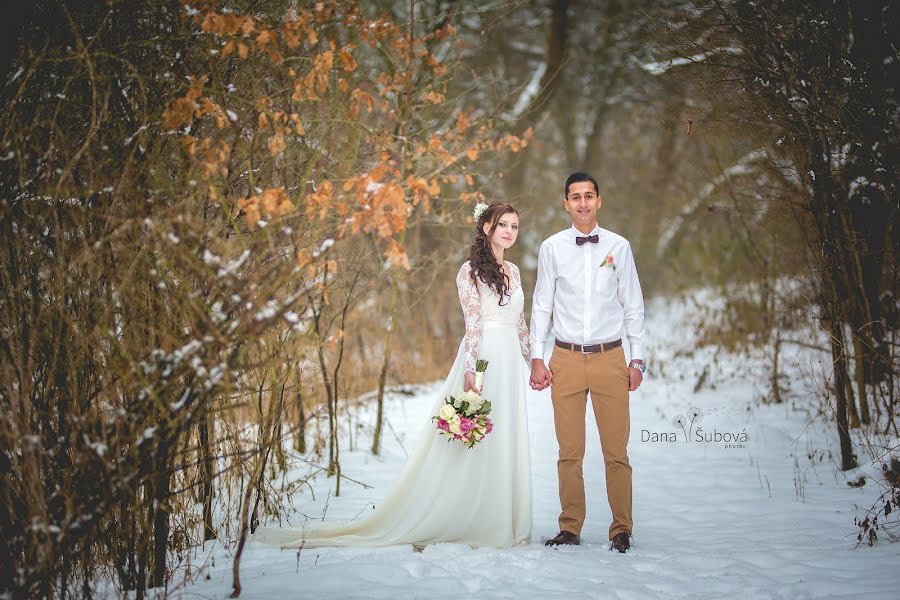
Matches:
[555,338,622,354]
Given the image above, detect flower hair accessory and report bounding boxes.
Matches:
[472,202,489,222]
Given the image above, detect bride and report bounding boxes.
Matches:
[254,202,532,549]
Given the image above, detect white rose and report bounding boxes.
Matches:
[439,403,456,421]
[448,415,462,435]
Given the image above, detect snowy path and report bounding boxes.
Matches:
[177,300,900,599]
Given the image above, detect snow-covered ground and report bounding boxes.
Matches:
[171,297,900,599]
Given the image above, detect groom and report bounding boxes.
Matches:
[529,171,645,553]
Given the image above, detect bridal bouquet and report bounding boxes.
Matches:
[433,360,493,449]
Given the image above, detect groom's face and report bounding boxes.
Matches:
[564,181,601,228]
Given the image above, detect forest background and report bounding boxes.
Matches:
[1,1,897,597]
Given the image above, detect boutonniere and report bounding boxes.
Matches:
[600,253,616,271]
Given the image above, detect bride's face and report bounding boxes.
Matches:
[484,211,519,251]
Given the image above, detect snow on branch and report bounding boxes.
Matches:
[656,150,767,258]
[506,62,546,121]
[642,47,742,76]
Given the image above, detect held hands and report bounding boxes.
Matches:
[528,358,642,392]
[464,371,482,394]
[529,359,552,391]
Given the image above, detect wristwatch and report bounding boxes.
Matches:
[628,360,646,373]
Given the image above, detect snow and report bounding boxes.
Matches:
[312,238,335,258]
[9,66,24,84]
[642,48,742,76]
[124,124,150,146]
[161,297,898,599]
[218,249,251,277]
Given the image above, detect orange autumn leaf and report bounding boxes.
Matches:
[256,28,275,48]
[236,15,255,36]
[455,111,471,134]
[259,187,294,216]
[291,80,305,101]
[289,113,305,135]
[180,135,198,156]
[339,45,358,71]
[237,195,261,229]
[384,239,410,270]
[162,77,204,129]
[421,91,445,104]
[350,89,375,118]
[428,134,444,152]
[283,21,302,49]
[267,131,286,156]
[200,98,227,128]
[370,163,388,181]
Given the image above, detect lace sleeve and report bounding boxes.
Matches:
[456,262,481,374]
[511,263,530,363]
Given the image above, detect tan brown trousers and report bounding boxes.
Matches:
[548,345,632,540]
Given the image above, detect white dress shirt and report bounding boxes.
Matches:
[530,224,645,360]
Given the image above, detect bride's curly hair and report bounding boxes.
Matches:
[468,203,518,305]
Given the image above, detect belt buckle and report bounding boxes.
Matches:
[580,344,592,355]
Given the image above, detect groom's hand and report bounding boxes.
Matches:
[530,359,552,391]
[628,367,643,392]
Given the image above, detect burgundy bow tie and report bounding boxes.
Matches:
[575,234,599,246]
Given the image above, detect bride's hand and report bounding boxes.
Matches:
[464,372,480,393]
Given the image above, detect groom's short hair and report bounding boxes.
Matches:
[564,171,599,198]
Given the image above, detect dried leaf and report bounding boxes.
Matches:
[267,131,286,156]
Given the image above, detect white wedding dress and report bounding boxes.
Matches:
[254,261,532,548]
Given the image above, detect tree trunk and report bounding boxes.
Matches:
[150,446,171,589]
[844,354,860,429]
[853,334,871,426]
[199,409,215,542]
[829,322,857,471]
[294,387,306,454]
[770,332,783,404]
[371,276,399,456]
[232,381,279,598]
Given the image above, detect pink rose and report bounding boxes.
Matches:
[484,418,494,434]
[460,417,475,434]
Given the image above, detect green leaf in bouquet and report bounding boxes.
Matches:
[480,401,491,414]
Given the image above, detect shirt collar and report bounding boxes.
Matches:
[569,224,602,238]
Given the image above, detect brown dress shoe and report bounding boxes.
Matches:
[545,530,580,546]
[610,532,631,553]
